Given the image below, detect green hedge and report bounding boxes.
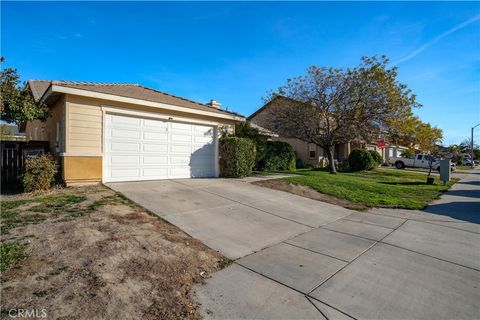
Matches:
[348,149,375,171]
[219,137,256,178]
[261,141,296,171]
[23,155,57,192]
[369,150,383,166]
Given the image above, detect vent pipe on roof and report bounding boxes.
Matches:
[207,99,221,109]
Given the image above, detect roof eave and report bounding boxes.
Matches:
[47,84,245,122]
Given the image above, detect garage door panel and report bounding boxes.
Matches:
[144,119,168,129]
[110,142,141,152]
[170,144,192,153]
[111,128,141,139]
[169,167,191,177]
[111,115,141,127]
[171,134,193,142]
[171,156,191,165]
[111,155,141,165]
[194,136,213,143]
[193,145,214,154]
[111,168,141,178]
[171,122,193,131]
[105,113,216,182]
[143,156,168,164]
[143,144,168,152]
[143,168,168,177]
[143,131,168,141]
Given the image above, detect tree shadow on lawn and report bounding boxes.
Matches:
[379,181,429,186]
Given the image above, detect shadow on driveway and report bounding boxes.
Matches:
[424,201,480,224]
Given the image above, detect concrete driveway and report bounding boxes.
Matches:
[108,178,352,259]
[109,173,480,320]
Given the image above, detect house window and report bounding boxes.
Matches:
[308,144,316,159]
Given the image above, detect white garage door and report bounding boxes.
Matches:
[104,113,217,182]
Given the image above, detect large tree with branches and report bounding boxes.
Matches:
[1,65,48,125]
[265,55,420,173]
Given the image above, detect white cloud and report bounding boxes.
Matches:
[394,14,480,65]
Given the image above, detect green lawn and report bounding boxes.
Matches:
[283,168,458,210]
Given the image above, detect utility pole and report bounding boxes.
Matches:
[472,123,480,167]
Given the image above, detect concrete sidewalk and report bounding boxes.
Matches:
[194,171,480,320]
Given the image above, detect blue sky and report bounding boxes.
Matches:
[2,1,479,145]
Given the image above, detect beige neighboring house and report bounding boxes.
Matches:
[248,96,399,166]
[25,80,244,186]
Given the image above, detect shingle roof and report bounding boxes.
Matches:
[28,80,243,118]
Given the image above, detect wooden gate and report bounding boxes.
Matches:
[1,141,50,185]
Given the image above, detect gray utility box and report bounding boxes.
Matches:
[439,159,451,184]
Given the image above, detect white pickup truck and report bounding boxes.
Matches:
[391,154,456,171]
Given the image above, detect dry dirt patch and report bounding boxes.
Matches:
[1,185,223,319]
[252,179,367,211]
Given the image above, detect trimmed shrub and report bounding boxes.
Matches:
[255,140,267,167]
[348,149,375,171]
[219,137,256,178]
[261,141,296,171]
[22,155,57,192]
[369,150,383,166]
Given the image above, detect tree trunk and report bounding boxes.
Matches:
[324,145,337,174]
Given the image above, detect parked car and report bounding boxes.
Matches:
[390,154,456,171]
[462,159,479,166]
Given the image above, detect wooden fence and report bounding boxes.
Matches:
[1,140,50,185]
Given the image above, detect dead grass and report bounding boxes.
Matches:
[0,185,223,319]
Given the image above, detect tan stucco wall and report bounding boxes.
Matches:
[62,156,102,186]
[272,137,325,166]
[25,95,66,154]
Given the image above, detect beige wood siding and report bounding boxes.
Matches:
[25,95,66,154]
[66,97,102,153]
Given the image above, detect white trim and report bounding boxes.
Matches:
[64,96,69,153]
[214,127,220,177]
[60,152,103,157]
[51,85,242,121]
[101,105,222,127]
[101,108,107,183]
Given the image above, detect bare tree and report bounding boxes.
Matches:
[264,56,420,173]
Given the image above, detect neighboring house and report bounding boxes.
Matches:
[25,80,244,186]
[248,97,352,166]
[248,96,404,166]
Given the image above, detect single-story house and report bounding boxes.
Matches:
[25,80,244,186]
[248,96,405,166]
